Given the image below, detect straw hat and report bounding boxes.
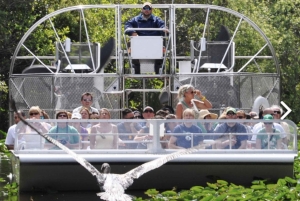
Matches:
[199,109,218,119]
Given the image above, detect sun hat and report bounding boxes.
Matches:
[226,107,237,114]
[199,110,218,119]
[143,2,152,8]
[71,113,82,119]
[143,106,154,112]
[263,114,273,120]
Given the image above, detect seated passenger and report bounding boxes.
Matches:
[256,114,282,149]
[117,109,141,149]
[70,113,89,149]
[199,109,218,140]
[90,108,118,149]
[15,106,51,150]
[46,110,80,150]
[168,108,204,149]
[134,115,164,149]
[213,107,247,149]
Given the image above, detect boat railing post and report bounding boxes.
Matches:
[147,119,166,154]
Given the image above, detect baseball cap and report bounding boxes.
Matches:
[263,114,273,120]
[143,2,152,8]
[71,113,82,119]
[226,107,236,114]
[143,106,154,112]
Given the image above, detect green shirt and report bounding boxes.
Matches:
[47,125,80,145]
[257,128,281,149]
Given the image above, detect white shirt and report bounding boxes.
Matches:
[73,106,99,114]
[5,124,17,145]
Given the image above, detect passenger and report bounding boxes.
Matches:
[70,113,89,149]
[72,92,99,114]
[141,106,155,127]
[40,110,50,119]
[251,108,286,143]
[15,106,51,150]
[161,105,175,114]
[213,107,247,149]
[79,107,91,130]
[256,114,282,149]
[117,109,141,149]
[248,111,259,119]
[125,2,166,74]
[198,109,218,140]
[5,111,26,150]
[67,111,72,119]
[90,108,118,149]
[236,109,253,139]
[175,84,212,119]
[46,110,80,150]
[168,109,204,149]
[164,114,177,149]
[271,105,291,146]
[134,115,164,149]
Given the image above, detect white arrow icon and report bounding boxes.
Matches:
[280,101,292,120]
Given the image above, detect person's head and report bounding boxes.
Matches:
[225,107,237,119]
[122,108,134,119]
[199,109,218,119]
[165,114,177,131]
[177,84,195,101]
[67,112,72,119]
[262,108,274,117]
[156,109,169,117]
[248,111,259,119]
[28,106,42,119]
[14,110,26,124]
[236,110,246,119]
[133,111,143,119]
[263,114,273,128]
[56,110,68,119]
[161,105,175,114]
[141,2,152,17]
[142,106,155,119]
[271,105,283,120]
[182,108,195,127]
[80,92,94,108]
[80,107,90,119]
[99,108,111,119]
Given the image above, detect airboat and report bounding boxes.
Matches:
[9,4,297,193]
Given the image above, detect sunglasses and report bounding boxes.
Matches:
[226,112,235,116]
[237,116,244,119]
[264,122,273,125]
[83,99,92,102]
[143,6,151,10]
[143,110,153,113]
[58,114,67,118]
[30,112,39,116]
[134,116,142,119]
[273,111,281,114]
[187,90,196,94]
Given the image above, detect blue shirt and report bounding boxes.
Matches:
[173,124,203,148]
[214,123,247,149]
[125,14,165,36]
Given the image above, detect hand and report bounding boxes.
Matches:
[132,32,138,36]
[195,90,202,98]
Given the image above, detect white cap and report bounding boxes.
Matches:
[71,113,82,119]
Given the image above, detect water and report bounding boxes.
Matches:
[0,155,147,201]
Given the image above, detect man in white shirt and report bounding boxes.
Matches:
[5,111,26,150]
[72,92,99,114]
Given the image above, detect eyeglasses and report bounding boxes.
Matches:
[226,112,235,116]
[30,112,39,116]
[143,110,153,113]
[83,99,92,102]
[237,116,244,119]
[273,111,281,114]
[134,116,142,119]
[58,114,67,118]
[143,6,151,10]
[187,90,196,94]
